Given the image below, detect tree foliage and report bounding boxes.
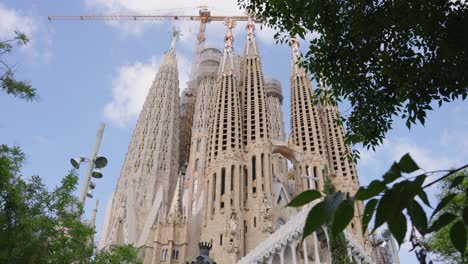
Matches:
[239,0,468,150]
[1,31,37,101]
[287,153,468,263]
[427,171,468,264]
[0,144,143,263]
[0,144,94,263]
[323,176,352,264]
[94,244,143,264]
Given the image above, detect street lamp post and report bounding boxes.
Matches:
[70,122,108,208]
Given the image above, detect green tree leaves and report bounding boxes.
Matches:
[303,201,326,240]
[1,31,37,101]
[286,153,468,262]
[287,189,321,207]
[240,0,468,151]
[0,144,143,263]
[331,198,354,237]
[94,244,143,264]
[450,221,467,257]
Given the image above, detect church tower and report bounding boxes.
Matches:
[240,16,275,252]
[265,78,289,187]
[289,39,328,194]
[201,18,246,264]
[99,30,182,259]
[319,84,367,244]
[185,47,222,257]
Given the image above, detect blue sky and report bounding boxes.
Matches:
[1,1,467,263]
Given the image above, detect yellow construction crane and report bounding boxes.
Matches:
[48,5,254,78]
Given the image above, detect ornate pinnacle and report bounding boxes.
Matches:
[223,17,236,52]
[169,26,183,53]
[246,14,255,36]
[289,38,300,57]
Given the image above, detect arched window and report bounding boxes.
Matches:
[195,159,199,171]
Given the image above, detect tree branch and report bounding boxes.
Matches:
[422,164,468,189]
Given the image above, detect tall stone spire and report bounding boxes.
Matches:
[184,47,222,258]
[99,30,181,259]
[265,78,289,187]
[239,14,275,253]
[202,18,245,263]
[318,81,366,243]
[289,38,328,194]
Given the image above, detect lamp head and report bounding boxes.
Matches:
[89,181,96,189]
[70,156,87,169]
[92,168,103,179]
[94,155,108,169]
[86,190,93,198]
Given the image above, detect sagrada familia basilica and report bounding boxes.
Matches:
[98,10,376,264]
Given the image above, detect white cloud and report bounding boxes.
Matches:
[0,3,52,63]
[103,53,190,127]
[0,3,37,39]
[358,137,461,173]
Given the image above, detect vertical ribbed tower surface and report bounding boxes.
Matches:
[289,38,328,194]
[239,15,275,254]
[265,78,289,187]
[179,87,197,168]
[201,18,246,264]
[185,47,222,257]
[319,83,367,245]
[98,31,181,256]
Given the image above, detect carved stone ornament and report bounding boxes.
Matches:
[260,195,273,232]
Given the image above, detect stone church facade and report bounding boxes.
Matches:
[99,16,373,264]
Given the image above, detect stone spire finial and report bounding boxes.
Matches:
[246,15,255,37]
[223,17,236,52]
[289,38,305,76]
[289,38,300,58]
[169,26,183,53]
[219,17,237,74]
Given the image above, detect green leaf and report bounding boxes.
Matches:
[450,175,465,188]
[387,211,407,245]
[450,220,467,256]
[398,153,419,173]
[431,193,457,220]
[324,192,344,223]
[408,200,428,234]
[302,201,326,240]
[383,162,402,184]
[362,199,378,234]
[331,198,354,236]
[418,191,431,208]
[374,189,397,231]
[428,213,457,232]
[287,190,322,207]
[464,206,468,226]
[355,180,386,200]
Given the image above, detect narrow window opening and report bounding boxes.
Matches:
[221,168,226,195]
[231,165,234,191]
[254,217,257,227]
[261,153,264,178]
[252,156,257,181]
[213,173,217,201]
[220,234,223,245]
